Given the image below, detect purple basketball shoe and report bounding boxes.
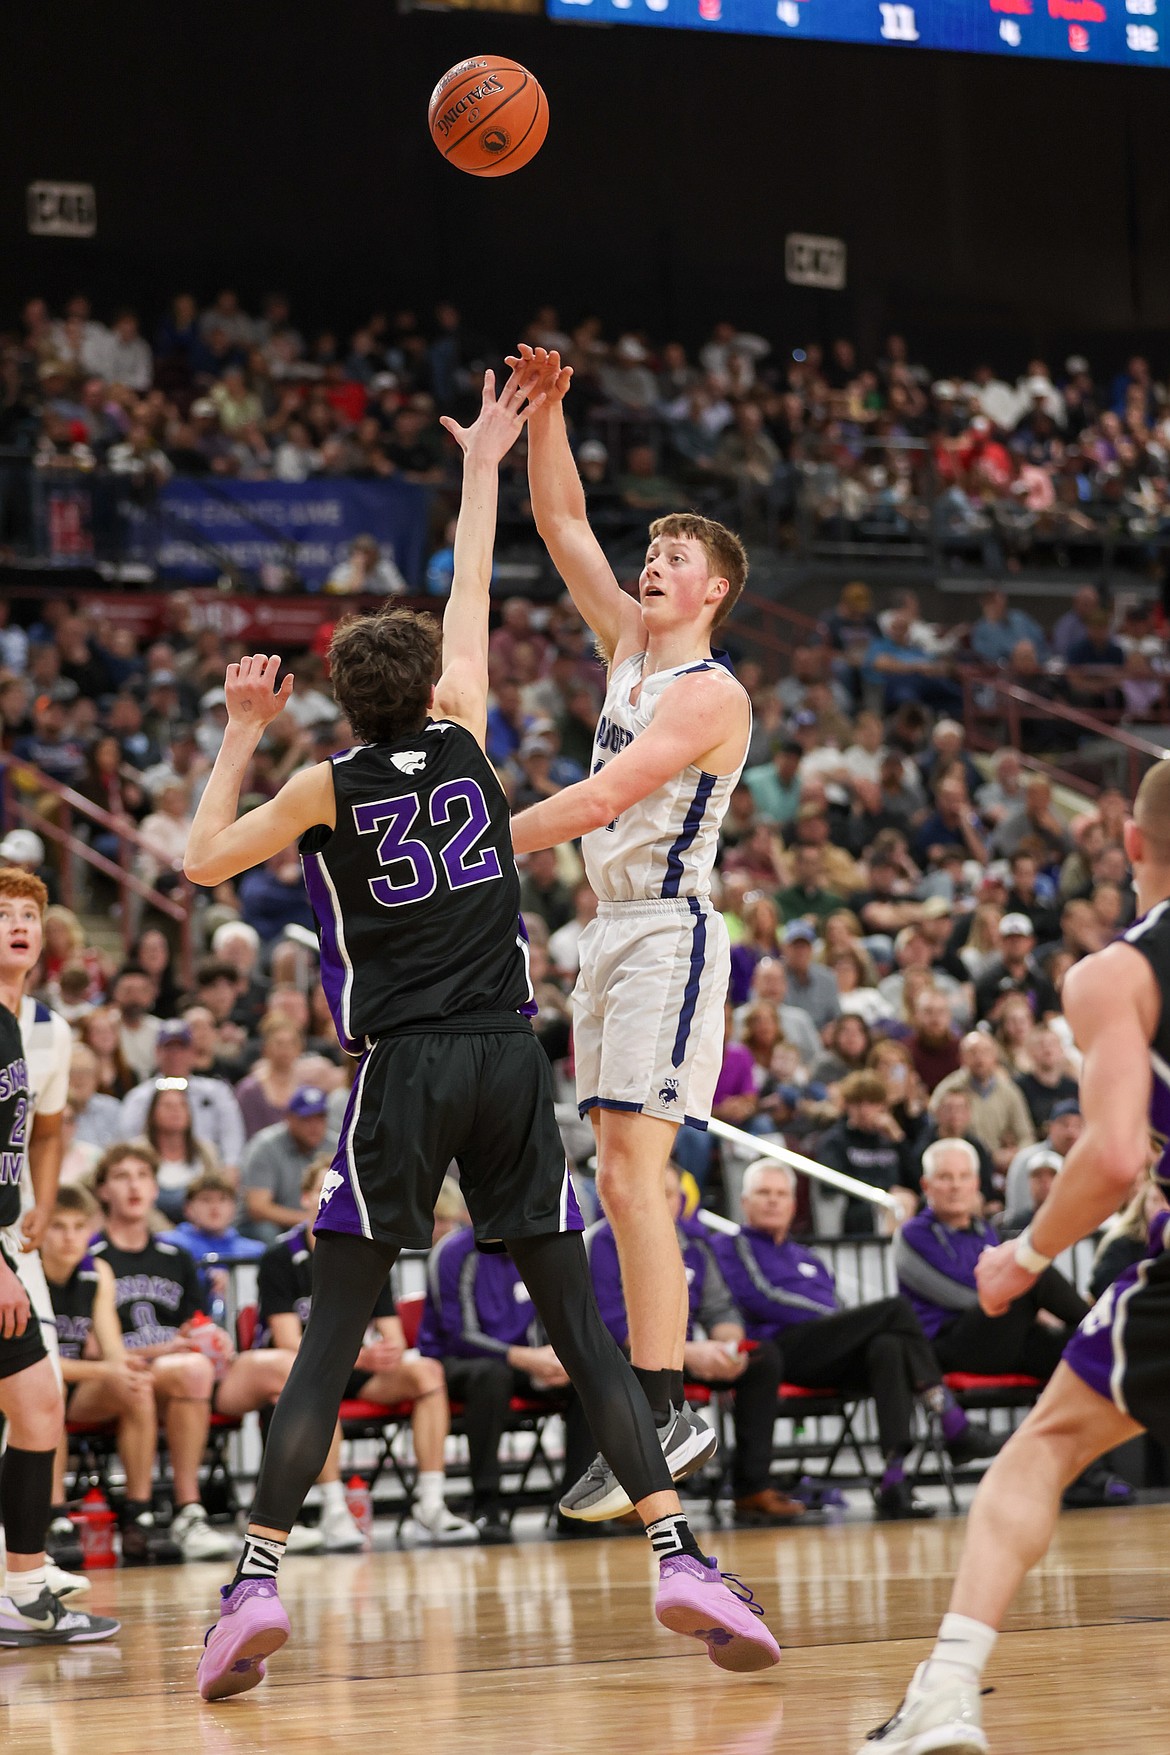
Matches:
[655,1554,781,1672]
[197,1578,290,1702]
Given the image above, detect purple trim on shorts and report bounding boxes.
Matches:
[562,1169,585,1235]
[682,1115,709,1132]
[1062,1260,1145,1408]
[300,850,359,1056]
[577,1096,644,1118]
[313,1048,370,1240]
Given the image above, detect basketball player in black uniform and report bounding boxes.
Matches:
[190,369,779,1702]
[0,982,117,1645]
[863,757,1170,1753]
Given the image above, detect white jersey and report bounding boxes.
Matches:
[18,993,72,1213]
[582,652,750,904]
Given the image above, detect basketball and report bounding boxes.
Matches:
[428,56,548,179]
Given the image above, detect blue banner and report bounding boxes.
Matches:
[124,477,432,590]
[549,0,1168,67]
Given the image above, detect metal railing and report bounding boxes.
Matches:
[0,753,194,985]
[960,673,1170,798]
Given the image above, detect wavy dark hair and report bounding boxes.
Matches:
[328,607,440,745]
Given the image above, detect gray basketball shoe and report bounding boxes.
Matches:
[559,1403,718,1522]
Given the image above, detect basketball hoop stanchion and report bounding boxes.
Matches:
[705,1119,900,1215]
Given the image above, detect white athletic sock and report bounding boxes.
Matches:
[925,1613,998,1687]
[6,1567,47,1608]
[416,1472,445,1517]
[320,1480,347,1513]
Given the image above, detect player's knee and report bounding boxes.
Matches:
[167,1352,214,1400]
[412,1356,445,1397]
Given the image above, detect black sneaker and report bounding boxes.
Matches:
[874,1480,937,1521]
[0,1587,120,1646]
[120,1511,183,1565]
[473,1511,513,1545]
[946,1423,1005,1466]
[1062,1460,1136,1509]
[45,1515,84,1572]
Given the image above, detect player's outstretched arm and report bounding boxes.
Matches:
[976,943,1154,1316]
[184,655,334,886]
[509,344,644,664]
[432,367,539,749]
[510,667,747,854]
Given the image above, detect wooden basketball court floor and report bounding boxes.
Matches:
[4,1503,1169,1755]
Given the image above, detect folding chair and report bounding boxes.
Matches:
[910,1372,1042,1511]
[774,1382,876,1491]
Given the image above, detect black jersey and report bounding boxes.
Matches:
[1123,899,1170,1186]
[0,1008,29,1232]
[47,1255,100,1360]
[255,1224,395,1346]
[300,721,534,1049]
[90,1234,204,1348]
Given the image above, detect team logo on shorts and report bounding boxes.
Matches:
[391,751,427,775]
[658,1078,680,1108]
[318,1165,344,1207]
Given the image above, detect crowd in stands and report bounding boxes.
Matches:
[1,453,1164,1554]
[3,292,1170,574]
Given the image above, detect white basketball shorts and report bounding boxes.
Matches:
[572,898,729,1130]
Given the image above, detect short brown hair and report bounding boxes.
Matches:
[184,1168,237,1201]
[92,1140,159,1197]
[328,607,440,745]
[648,514,748,628]
[0,867,48,912]
[54,1184,98,1220]
[841,1071,888,1108]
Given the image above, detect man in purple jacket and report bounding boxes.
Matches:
[418,1221,570,1542]
[710,1160,998,1519]
[589,1165,806,1525]
[894,1139,1087,1380]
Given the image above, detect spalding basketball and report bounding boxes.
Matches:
[428,56,548,179]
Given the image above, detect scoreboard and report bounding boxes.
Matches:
[547,0,1167,67]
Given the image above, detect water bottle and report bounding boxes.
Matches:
[345,1474,373,1547]
[78,1488,118,1569]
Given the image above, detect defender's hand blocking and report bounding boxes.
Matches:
[440,366,543,463]
[505,343,572,407]
[225,654,294,728]
[975,1238,1040,1317]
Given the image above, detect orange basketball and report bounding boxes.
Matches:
[428,56,548,179]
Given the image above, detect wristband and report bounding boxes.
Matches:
[1013,1226,1052,1276]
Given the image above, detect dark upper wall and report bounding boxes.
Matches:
[1,1,1167,371]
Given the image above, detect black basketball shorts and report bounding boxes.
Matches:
[314,1016,583,1253]
[0,1231,50,1382]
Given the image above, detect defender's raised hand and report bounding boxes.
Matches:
[225,654,294,728]
[440,366,543,465]
[505,342,573,407]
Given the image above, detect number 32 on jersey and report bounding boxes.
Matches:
[353,779,502,909]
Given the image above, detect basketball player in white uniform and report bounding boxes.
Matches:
[509,344,752,1516]
[0,898,70,1381]
[0,866,87,1600]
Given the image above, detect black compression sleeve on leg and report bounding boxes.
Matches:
[0,1447,54,1556]
[506,1232,673,1506]
[250,1232,400,1534]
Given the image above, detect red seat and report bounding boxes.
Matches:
[779,1382,842,1400]
[340,1397,414,1422]
[943,1373,1042,1393]
[65,1418,116,1437]
[236,1304,259,1352]
[396,1294,425,1348]
[681,1384,712,1407]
